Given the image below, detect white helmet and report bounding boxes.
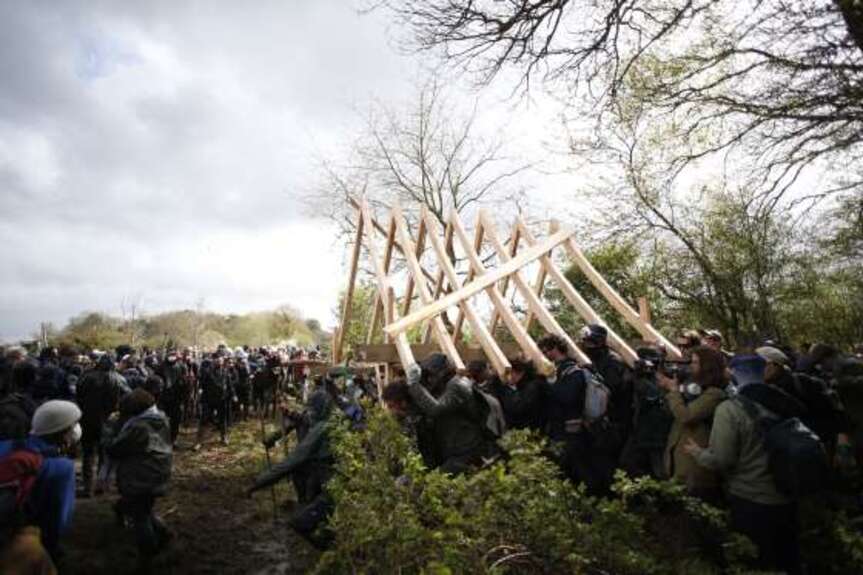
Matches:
[31,400,82,436]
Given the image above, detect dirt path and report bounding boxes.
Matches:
[62,419,319,574]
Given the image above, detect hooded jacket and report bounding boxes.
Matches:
[106,406,172,496]
[694,383,805,505]
[408,375,493,471]
[251,391,335,493]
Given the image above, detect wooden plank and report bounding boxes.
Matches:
[422,223,451,345]
[452,216,486,343]
[638,297,652,324]
[334,215,364,363]
[517,217,638,366]
[348,196,437,285]
[523,220,551,331]
[356,342,524,364]
[385,221,576,338]
[401,218,427,319]
[359,199,415,367]
[393,205,465,370]
[364,214,398,345]
[422,208,511,377]
[479,211,590,365]
[447,208,554,374]
[489,224,521,335]
[554,220,682,359]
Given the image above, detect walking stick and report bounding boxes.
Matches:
[258,415,279,523]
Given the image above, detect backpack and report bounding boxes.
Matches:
[0,446,43,541]
[471,385,506,440]
[736,396,830,499]
[583,370,610,421]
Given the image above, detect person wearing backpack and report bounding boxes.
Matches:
[758,346,853,464]
[0,400,81,566]
[685,370,807,574]
[538,334,615,495]
[657,346,726,502]
[404,353,502,475]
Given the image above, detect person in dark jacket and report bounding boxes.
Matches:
[157,353,186,446]
[106,389,173,566]
[757,346,851,461]
[405,353,499,475]
[620,347,673,479]
[499,357,547,431]
[539,334,615,495]
[248,390,336,548]
[580,324,633,457]
[195,356,235,449]
[76,355,128,497]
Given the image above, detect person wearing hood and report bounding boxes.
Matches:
[405,353,503,475]
[247,390,337,548]
[106,389,173,567]
[757,346,851,463]
[685,358,806,575]
[0,400,81,564]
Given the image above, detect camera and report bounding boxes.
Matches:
[660,359,692,383]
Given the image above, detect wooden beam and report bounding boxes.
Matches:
[384,220,576,338]
[452,216,485,343]
[357,342,524,364]
[422,221,452,344]
[359,199,414,367]
[554,220,682,359]
[638,297,652,325]
[393,205,465,370]
[422,208,510,377]
[479,211,590,365]
[489,224,521,335]
[447,208,553,374]
[334,215,364,363]
[517,217,638,366]
[400,217,427,319]
[348,196,437,285]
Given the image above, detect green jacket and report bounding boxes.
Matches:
[664,387,725,490]
[694,398,789,505]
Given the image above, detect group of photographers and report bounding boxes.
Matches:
[381,325,861,575]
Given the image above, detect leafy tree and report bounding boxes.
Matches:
[375,0,863,203]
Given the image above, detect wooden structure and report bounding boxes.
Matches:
[333,198,681,379]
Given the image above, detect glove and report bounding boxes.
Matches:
[406,364,422,387]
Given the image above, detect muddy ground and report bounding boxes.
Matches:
[62,418,319,574]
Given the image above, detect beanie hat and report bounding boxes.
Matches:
[31,400,82,436]
[755,346,789,366]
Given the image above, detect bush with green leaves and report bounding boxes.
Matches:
[315,407,759,574]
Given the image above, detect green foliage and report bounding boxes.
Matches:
[317,408,753,574]
[51,306,323,351]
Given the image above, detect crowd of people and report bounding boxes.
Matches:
[381,326,863,575]
[0,342,325,573]
[1,327,862,574]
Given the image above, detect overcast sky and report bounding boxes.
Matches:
[0,0,577,342]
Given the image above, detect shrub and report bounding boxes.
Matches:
[315,407,757,574]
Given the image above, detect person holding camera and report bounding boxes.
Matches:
[657,346,727,501]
